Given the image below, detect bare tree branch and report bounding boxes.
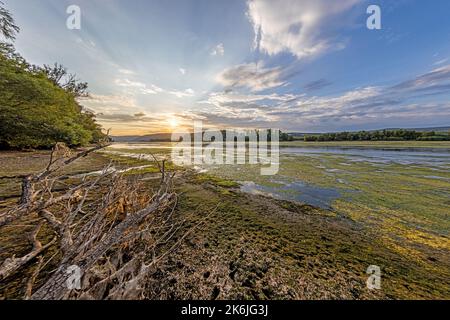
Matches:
[0,140,206,301]
[0,222,56,280]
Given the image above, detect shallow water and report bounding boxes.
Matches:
[108,142,450,208]
[110,142,450,166]
[281,146,450,167]
[240,180,341,210]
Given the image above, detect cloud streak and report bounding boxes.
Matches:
[217,62,286,92]
[304,79,332,91]
[114,78,195,98]
[211,43,225,56]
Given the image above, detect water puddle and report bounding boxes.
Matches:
[240,180,341,210]
[423,175,450,181]
[74,164,154,178]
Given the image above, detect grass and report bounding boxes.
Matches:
[170,171,449,299]
[193,173,240,188]
[205,153,450,270]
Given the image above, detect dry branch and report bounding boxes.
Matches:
[24,256,44,299]
[0,141,199,300]
[0,222,56,280]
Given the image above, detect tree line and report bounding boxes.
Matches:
[303,129,450,142]
[0,2,105,149]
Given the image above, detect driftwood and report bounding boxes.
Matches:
[24,256,44,300]
[0,143,107,227]
[0,222,56,280]
[0,141,197,300]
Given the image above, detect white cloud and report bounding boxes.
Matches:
[142,84,164,94]
[391,65,450,91]
[115,78,163,95]
[168,88,195,98]
[115,78,146,89]
[118,68,136,75]
[81,94,139,114]
[179,68,186,75]
[114,78,195,98]
[211,43,225,56]
[247,0,360,59]
[217,62,286,92]
[201,92,299,107]
[433,58,449,66]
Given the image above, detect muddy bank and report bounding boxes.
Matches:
[151,171,449,299]
[0,151,449,299]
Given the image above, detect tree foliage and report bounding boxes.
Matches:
[0,3,104,149]
[0,45,105,149]
[303,129,450,142]
[0,1,19,41]
[280,131,294,141]
[38,63,89,98]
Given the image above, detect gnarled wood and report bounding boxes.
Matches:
[0,142,187,300]
[0,222,56,280]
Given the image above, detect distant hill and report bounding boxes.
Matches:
[112,127,450,142]
[112,133,172,142]
[384,126,450,133]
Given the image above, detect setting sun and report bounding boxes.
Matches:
[167,117,179,128]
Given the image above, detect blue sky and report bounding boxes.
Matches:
[5,0,450,134]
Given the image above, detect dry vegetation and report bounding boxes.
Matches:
[0,142,211,299]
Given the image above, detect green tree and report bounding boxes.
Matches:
[0,1,19,41]
[38,63,89,97]
[0,6,105,149]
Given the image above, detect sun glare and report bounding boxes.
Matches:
[168,118,178,128]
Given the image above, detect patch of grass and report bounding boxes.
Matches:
[200,149,450,292]
[193,173,240,188]
[173,172,449,299]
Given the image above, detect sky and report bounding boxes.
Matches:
[4,0,450,135]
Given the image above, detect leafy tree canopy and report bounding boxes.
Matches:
[0,1,19,41]
[0,3,105,149]
[0,44,105,149]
